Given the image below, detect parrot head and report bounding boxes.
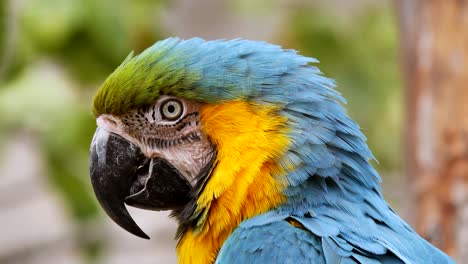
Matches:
[90,94,216,239]
[89,37,348,241]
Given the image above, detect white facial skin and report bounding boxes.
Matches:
[96,96,215,186]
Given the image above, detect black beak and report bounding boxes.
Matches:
[89,128,192,239]
[89,128,150,239]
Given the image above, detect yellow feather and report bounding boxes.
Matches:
[176,101,291,264]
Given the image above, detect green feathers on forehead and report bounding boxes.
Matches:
[93,38,198,116]
[93,37,339,116]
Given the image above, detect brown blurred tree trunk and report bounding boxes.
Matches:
[396,1,468,260]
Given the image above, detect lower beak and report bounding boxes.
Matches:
[89,128,192,239]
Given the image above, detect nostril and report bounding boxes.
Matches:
[97,115,119,128]
[106,118,118,126]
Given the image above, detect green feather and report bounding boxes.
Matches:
[93,38,200,116]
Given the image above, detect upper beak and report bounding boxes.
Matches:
[89,127,193,239]
[89,127,150,239]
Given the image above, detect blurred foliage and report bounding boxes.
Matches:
[0,0,165,261]
[282,5,402,170]
[0,0,401,262]
[5,0,165,85]
[0,1,5,56]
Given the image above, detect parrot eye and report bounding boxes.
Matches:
[160,99,183,121]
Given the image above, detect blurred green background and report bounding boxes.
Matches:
[0,0,402,263]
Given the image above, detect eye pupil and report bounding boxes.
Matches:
[167,105,175,113]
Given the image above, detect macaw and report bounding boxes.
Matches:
[89,38,454,264]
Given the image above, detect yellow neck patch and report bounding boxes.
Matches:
[176,101,290,264]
